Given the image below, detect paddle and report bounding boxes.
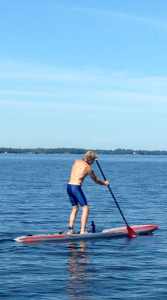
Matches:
[96,160,138,237]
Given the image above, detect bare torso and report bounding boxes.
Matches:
[68,160,91,186]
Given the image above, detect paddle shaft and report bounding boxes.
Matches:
[96,160,128,225]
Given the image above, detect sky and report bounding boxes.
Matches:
[0,0,167,150]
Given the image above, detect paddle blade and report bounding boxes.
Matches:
[126,224,138,237]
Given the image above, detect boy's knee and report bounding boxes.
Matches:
[73,205,79,212]
[82,205,89,212]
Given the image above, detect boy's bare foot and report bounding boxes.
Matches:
[80,230,89,234]
[68,229,74,235]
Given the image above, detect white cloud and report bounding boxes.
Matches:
[0,59,167,109]
[55,5,167,31]
[0,59,166,88]
[0,99,118,112]
[0,91,55,97]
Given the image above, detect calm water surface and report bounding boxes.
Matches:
[0,154,167,299]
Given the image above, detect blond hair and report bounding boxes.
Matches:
[83,151,98,161]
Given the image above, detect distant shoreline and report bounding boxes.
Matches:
[0,147,167,155]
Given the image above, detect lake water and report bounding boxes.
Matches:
[0,154,167,299]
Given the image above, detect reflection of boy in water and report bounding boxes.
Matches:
[67,151,109,235]
[67,241,88,282]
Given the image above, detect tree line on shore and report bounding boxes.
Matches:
[0,147,167,155]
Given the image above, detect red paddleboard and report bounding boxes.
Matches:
[14,224,158,244]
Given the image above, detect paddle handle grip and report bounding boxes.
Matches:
[96,160,128,224]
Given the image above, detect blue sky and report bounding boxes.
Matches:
[0,0,167,150]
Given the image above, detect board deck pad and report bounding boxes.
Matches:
[15,224,158,243]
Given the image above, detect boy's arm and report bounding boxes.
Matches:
[88,168,109,186]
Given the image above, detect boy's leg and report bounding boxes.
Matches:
[68,205,79,235]
[80,205,89,234]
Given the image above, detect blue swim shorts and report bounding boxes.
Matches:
[67,184,88,207]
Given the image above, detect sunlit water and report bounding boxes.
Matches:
[0,154,167,299]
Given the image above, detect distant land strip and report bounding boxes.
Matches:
[0,147,167,155]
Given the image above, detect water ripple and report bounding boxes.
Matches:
[0,154,166,299]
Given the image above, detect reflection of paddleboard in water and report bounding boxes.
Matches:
[14,224,158,243]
